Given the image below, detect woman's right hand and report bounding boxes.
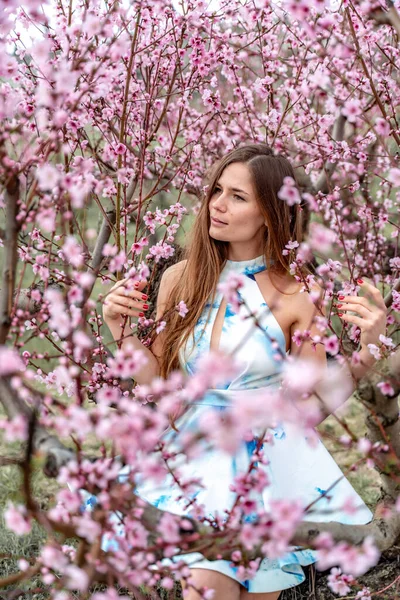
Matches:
[102,278,149,323]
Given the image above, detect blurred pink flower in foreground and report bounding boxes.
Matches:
[0,346,24,375]
[277,176,301,206]
[4,503,32,535]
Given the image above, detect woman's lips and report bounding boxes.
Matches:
[211,216,227,226]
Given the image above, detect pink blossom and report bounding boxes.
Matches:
[277,176,301,206]
[0,346,24,375]
[115,143,127,155]
[314,531,334,550]
[342,99,361,123]
[378,334,395,349]
[18,558,30,571]
[239,522,262,550]
[282,240,299,256]
[64,565,89,592]
[148,242,175,263]
[102,244,118,257]
[308,222,337,253]
[106,347,148,379]
[72,330,93,362]
[41,544,69,570]
[156,320,166,334]
[177,300,188,317]
[160,577,174,590]
[281,357,324,396]
[318,537,379,577]
[109,250,127,273]
[327,567,353,595]
[375,117,390,137]
[44,289,72,338]
[388,168,400,187]
[377,381,395,396]
[36,164,60,191]
[355,588,371,600]
[367,344,381,360]
[157,512,180,544]
[357,438,372,454]
[322,335,339,356]
[4,503,32,535]
[74,514,102,542]
[37,207,56,232]
[92,590,130,600]
[75,272,94,289]
[291,329,305,347]
[130,237,148,255]
[0,414,27,442]
[67,285,83,305]
[186,351,240,397]
[61,236,84,268]
[341,496,359,516]
[217,272,245,312]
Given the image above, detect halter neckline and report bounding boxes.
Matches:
[224,254,273,275]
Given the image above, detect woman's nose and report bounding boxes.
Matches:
[211,192,227,211]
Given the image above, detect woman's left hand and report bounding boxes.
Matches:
[334,279,388,350]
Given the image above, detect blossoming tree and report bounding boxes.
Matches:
[0,0,400,598]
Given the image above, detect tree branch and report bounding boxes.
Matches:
[0,175,20,344]
[314,113,347,194]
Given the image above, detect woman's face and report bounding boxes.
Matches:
[208,162,266,257]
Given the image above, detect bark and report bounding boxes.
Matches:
[369,2,400,38]
[356,351,400,500]
[314,114,347,195]
[0,175,20,344]
[87,208,116,274]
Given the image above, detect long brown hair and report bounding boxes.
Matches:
[156,143,308,377]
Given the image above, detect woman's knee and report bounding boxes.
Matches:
[181,568,241,599]
[240,591,281,600]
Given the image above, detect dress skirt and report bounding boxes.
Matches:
[129,388,373,593]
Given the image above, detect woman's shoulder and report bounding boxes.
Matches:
[288,279,325,325]
[158,260,187,294]
[267,271,324,319]
[270,269,322,297]
[162,259,187,281]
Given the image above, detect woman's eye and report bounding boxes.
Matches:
[234,194,245,201]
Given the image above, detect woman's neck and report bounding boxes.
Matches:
[227,242,264,262]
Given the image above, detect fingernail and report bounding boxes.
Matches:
[338,295,345,300]
[139,312,144,317]
[338,312,343,317]
[142,294,148,300]
[336,303,343,308]
[143,304,149,309]
[134,282,139,288]
[357,279,363,284]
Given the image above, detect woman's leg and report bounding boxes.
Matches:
[240,591,281,600]
[181,568,242,600]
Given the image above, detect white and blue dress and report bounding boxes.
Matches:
[83,255,373,593]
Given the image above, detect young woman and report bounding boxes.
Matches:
[103,144,387,600]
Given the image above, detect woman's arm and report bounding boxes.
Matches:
[103,261,185,385]
[289,280,387,425]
